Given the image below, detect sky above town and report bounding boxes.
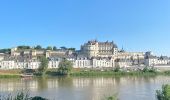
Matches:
[0,0,170,56]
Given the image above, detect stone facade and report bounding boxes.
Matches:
[80,40,118,58]
[10,48,70,58]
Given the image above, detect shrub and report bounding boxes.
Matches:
[0,91,48,100]
[156,84,170,100]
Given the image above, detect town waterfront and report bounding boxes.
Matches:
[0,76,170,100]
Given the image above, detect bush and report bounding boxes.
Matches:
[31,96,48,100]
[103,94,118,100]
[156,84,170,100]
[1,91,48,100]
[143,67,156,73]
[114,66,120,72]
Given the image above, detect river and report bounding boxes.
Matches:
[0,76,170,100]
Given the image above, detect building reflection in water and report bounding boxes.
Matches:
[1,76,170,100]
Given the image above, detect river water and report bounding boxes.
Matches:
[0,76,170,100]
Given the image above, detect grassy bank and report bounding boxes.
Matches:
[0,74,20,78]
[45,68,159,77]
[0,69,21,78]
[2,68,170,78]
[45,66,162,77]
[70,71,158,77]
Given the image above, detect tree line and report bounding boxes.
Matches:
[17,45,75,51]
[0,45,76,53]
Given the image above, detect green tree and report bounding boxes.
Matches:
[68,48,76,51]
[114,63,120,72]
[46,46,52,50]
[35,45,42,50]
[38,56,49,76]
[53,46,57,51]
[17,46,30,50]
[60,46,67,50]
[0,49,11,54]
[114,65,120,72]
[156,84,170,100]
[58,58,73,75]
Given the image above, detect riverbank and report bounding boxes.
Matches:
[1,68,170,78]
[46,67,170,77]
[46,68,160,77]
[0,69,21,78]
[70,71,158,76]
[0,74,20,78]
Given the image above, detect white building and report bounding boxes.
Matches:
[48,57,61,69]
[74,57,91,68]
[27,61,41,69]
[0,53,4,61]
[15,61,27,69]
[115,59,133,68]
[145,55,170,67]
[0,60,15,69]
[92,57,114,68]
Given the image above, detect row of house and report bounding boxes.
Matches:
[0,58,60,69]
[0,56,116,69]
[145,55,170,66]
[0,40,170,69]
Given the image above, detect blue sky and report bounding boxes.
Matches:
[0,0,170,56]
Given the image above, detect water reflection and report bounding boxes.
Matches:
[0,76,170,100]
[37,77,48,91]
[57,76,73,87]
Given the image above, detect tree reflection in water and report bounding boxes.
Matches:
[37,77,48,91]
[57,76,73,87]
